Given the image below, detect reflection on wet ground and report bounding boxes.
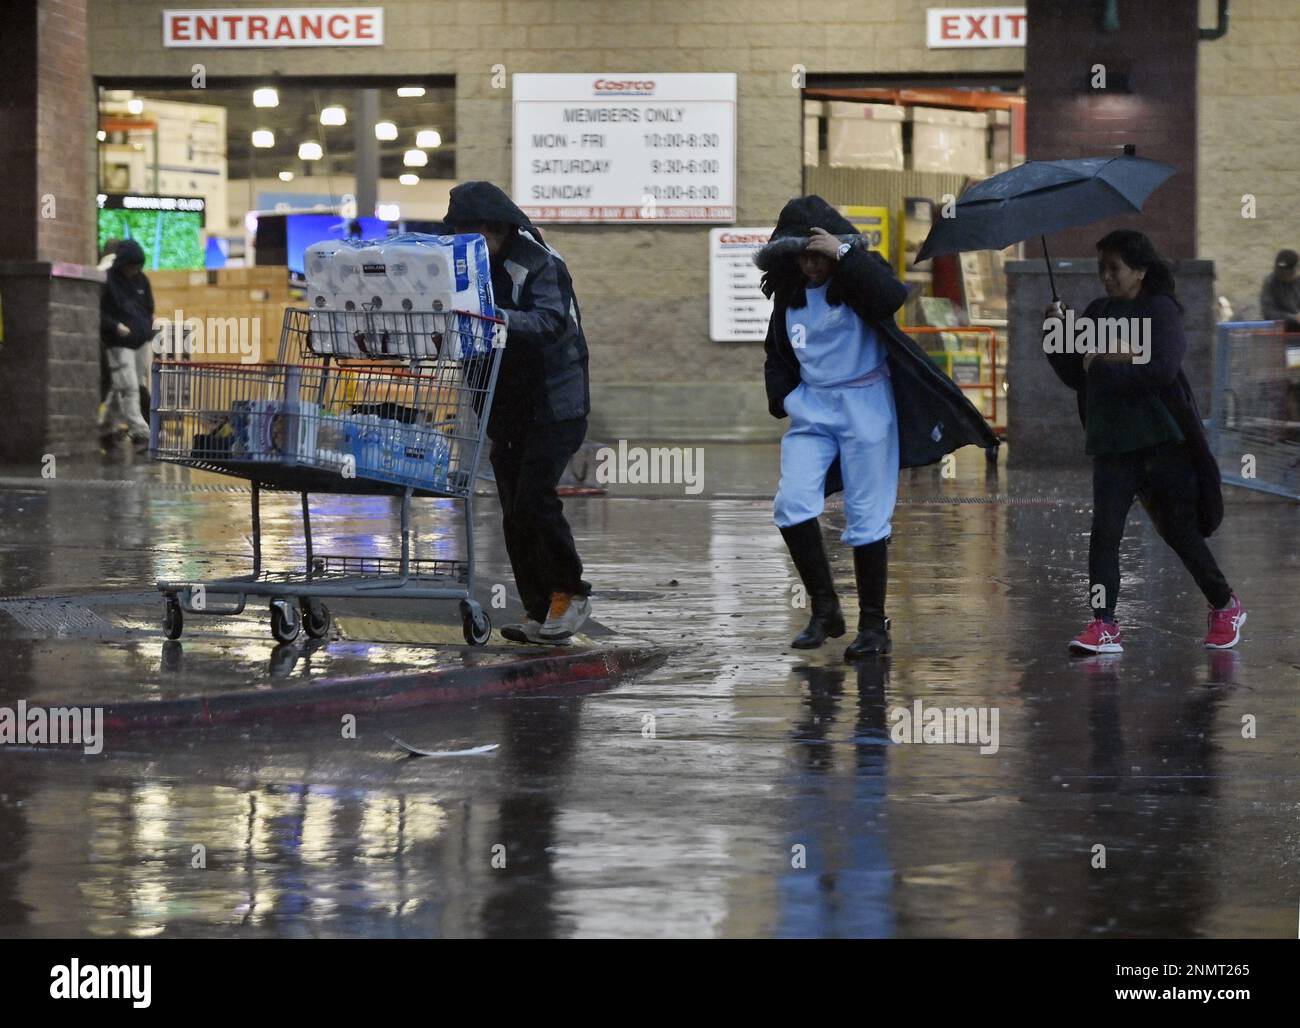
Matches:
[0,445,1297,937]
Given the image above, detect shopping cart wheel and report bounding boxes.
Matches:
[270,599,301,643]
[460,600,492,646]
[302,598,332,640]
[163,595,184,640]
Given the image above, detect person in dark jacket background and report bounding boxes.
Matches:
[444,181,593,644]
[1045,229,1245,653]
[757,196,997,661]
[1259,248,1300,329]
[99,238,156,448]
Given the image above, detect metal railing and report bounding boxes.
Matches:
[1209,321,1300,500]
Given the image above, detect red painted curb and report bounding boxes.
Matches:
[98,644,665,732]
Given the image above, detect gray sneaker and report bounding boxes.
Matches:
[500,619,554,645]
[539,594,591,641]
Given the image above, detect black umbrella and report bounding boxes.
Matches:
[914,155,1175,300]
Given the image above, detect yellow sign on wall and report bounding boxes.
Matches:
[840,205,891,263]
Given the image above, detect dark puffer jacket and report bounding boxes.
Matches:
[445,181,589,438]
[100,239,155,350]
[757,196,997,492]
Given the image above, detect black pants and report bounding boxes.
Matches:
[490,417,590,623]
[1090,442,1232,620]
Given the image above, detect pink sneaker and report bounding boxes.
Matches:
[1070,618,1123,654]
[1204,594,1246,649]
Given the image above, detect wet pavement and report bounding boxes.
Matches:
[0,444,1297,937]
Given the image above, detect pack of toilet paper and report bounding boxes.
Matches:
[305,233,496,359]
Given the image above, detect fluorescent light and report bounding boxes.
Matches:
[374,121,398,141]
[96,130,107,141]
[127,98,143,115]
[396,86,425,98]
[251,129,274,148]
[253,87,279,108]
[298,141,323,160]
[415,129,441,148]
[403,149,427,167]
[399,173,419,186]
[320,106,346,126]
[377,203,401,221]
[278,171,294,182]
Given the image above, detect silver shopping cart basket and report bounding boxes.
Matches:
[149,306,505,645]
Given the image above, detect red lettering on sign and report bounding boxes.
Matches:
[941,15,959,39]
[248,15,268,40]
[274,15,294,40]
[355,13,374,38]
[966,14,988,39]
[195,15,217,39]
[301,14,322,39]
[328,14,348,38]
[170,15,191,41]
[1006,13,1026,39]
[222,14,240,37]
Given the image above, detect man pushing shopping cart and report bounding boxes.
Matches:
[443,181,594,644]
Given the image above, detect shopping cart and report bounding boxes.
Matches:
[150,307,505,645]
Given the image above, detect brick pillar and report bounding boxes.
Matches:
[1025,0,1199,260]
[0,0,101,463]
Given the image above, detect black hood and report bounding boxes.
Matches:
[444,181,535,232]
[112,238,146,270]
[754,195,860,272]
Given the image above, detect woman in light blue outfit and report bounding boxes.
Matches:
[758,197,997,661]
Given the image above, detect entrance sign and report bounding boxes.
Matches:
[163,8,384,47]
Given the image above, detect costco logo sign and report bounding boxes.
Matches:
[163,7,384,47]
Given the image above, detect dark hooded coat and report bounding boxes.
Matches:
[99,239,155,350]
[757,196,997,494]
[445,181,589,439]
[1046,293,1224,537]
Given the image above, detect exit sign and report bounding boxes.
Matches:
[927,7,1026,48]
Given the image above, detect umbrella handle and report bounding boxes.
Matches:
[1042,235,1060,303]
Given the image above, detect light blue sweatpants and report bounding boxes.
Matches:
[774,377,900,547]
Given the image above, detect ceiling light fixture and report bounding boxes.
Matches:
[251,129,275,148]
[278,171,295,182]
[320,106,347,126]
[399,173,419,186]
[396,86,425,98]
[374,121,398,141]
[298,141,323,160]
[403,149,428,167]
[253,87,279,108]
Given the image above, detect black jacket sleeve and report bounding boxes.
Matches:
[1044,303,1085,392]
[1087,294,1185,396]
[832,247,909,320]
[762,315,797,419]
[501,258,569,354]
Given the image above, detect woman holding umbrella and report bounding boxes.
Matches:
[757,197,997,660]
[1044,229,1245,652]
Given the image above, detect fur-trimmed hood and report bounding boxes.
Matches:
[753,194,860,272]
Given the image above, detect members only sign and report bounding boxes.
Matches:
[513,73,737,223]
[163,8,384,47]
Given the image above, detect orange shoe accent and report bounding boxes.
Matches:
[547,592,573,621]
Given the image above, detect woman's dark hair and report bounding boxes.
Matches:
[760,253,847,310]
[1095,229,1181,309]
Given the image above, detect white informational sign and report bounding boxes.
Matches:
[709,228,775,342]
[163,8,384,47]
[513,73,737,223]
[927,7,1026,48]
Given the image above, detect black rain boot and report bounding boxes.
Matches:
[779,519,846,649]
[845,538,892,661]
